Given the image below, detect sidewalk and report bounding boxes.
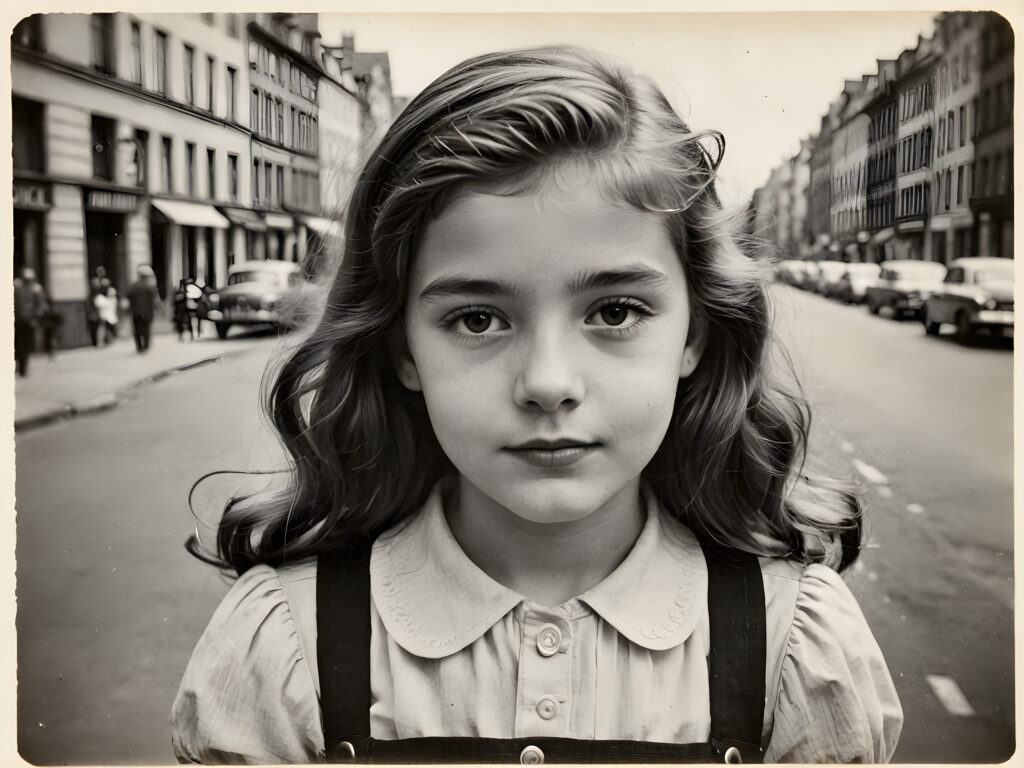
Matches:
[14,320,281,432]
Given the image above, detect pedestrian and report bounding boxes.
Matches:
[173,279,194,342]
[126,264,158,353]
[172,48,902,763]
[85,274,104,347]
[39,300,63,358]
[13,266,47,376]
[94,278,119,345]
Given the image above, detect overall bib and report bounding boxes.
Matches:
[317,543,767,764]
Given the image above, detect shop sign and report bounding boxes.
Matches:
[13,181,50,210]
[86,189,140,213]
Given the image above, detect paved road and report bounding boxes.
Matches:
[14,285,1014,763]
[772,284,1014,762]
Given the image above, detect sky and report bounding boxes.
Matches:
[318,12,939,209]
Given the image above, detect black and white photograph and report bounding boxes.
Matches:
[8,4,1015,764]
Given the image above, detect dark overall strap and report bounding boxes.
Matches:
[317,543,765,763]
[702,543,767,763]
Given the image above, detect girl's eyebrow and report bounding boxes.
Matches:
[567,264,672,296]
[418,276,521,303]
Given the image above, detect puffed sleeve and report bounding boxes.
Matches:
[170,565,324,764]
[764,564,903,763]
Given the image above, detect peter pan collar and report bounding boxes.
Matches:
[370,483,708,659]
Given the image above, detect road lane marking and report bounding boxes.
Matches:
[926,675,976,717]
[852,458,889,485]
[906,503,925,514]
[877,486,893,499]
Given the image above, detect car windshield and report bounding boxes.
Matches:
[228,271,283,286]
[974,268,1014,285]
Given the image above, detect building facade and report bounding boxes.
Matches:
[12,12,256,346]
[971,12,1014,259]
[830,78,875,262]
[931,12,982,264]
[892,38,938,261]
[864,60,899,262]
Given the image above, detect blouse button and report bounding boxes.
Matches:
[536,624,561,657]
[536,695,558,720]
[520,745,545,764]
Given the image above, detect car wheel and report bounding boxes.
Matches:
[923,307,941,336]
[954,311,974,345]
[867,296,880,315]
[216,321,231,340]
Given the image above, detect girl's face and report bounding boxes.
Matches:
[397,172,702,527]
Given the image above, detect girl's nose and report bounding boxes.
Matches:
[513,330,586,413]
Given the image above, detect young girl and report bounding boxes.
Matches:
[172,47,902,764]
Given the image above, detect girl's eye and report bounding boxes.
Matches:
[445,308,510,335]
[585,299,652,330]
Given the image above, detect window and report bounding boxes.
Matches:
[269,52,278,82]
[228,153,239,201]
[253,159,260,203]
[276,99,284,142]
[186,142,196,196]
[944,170,951,210]
[184,45,195,105]
[947,111,954,151]
[276,166,284,207]
[91,13,115,75]
[12,15,43,50]
[206,55,215,111]
[161,136,173,192]
[12,97,45,172]
[311,117,318,152]
[959,106,966,147]
[264,97,273,139]
[207,148,216,199]
[951,57,959,90]
[154,31,168,95]
[226,66,237,121]
[133,129,149,189]
[251,88,260,132]
[227,13,239,38]
[91,114,115,181]
[265,162,272,201]
[957,165,964,205]
[130,21,143,84]
[290,105,297,145]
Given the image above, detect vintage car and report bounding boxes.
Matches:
[213,260,304,339]
[814,260,850,297]
[865,259,947,318]
[922,257,1014,343]
[832,262,882,304]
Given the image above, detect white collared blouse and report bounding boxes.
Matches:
[171,486,903,763]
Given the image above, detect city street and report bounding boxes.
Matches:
[14,284,1014,764]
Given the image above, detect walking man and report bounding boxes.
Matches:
[126,265,158,353]
[13,267,47,376]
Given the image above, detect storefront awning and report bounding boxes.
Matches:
[219,207,268,232]
[152,199,229,229]
[264,213,295,230]
[304,216,340,236]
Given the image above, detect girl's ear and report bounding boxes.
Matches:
[389,328,423,391]
[679,318,707,379]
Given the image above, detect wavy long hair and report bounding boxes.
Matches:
[194,46,861,576]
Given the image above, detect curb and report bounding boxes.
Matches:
[14,350,243,434]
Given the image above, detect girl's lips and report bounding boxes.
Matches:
[504,442,599,468]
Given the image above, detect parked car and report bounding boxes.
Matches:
[214,260,305,339]
[798,261,822,291]
[922,257,1014,343]
[865,259,947,318]
[832,263,882,304]
[814,260,849,297]
[774,260,806,286]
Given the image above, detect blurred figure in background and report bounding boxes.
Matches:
[85,266,107,347]
[173,279,195,342]
[127,264,158,353]
[94,278,119,346]
[13,266,47,377]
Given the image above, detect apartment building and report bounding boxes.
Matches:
[12,12,253,346]
[931,12,982,264]
[830,78,876,261]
